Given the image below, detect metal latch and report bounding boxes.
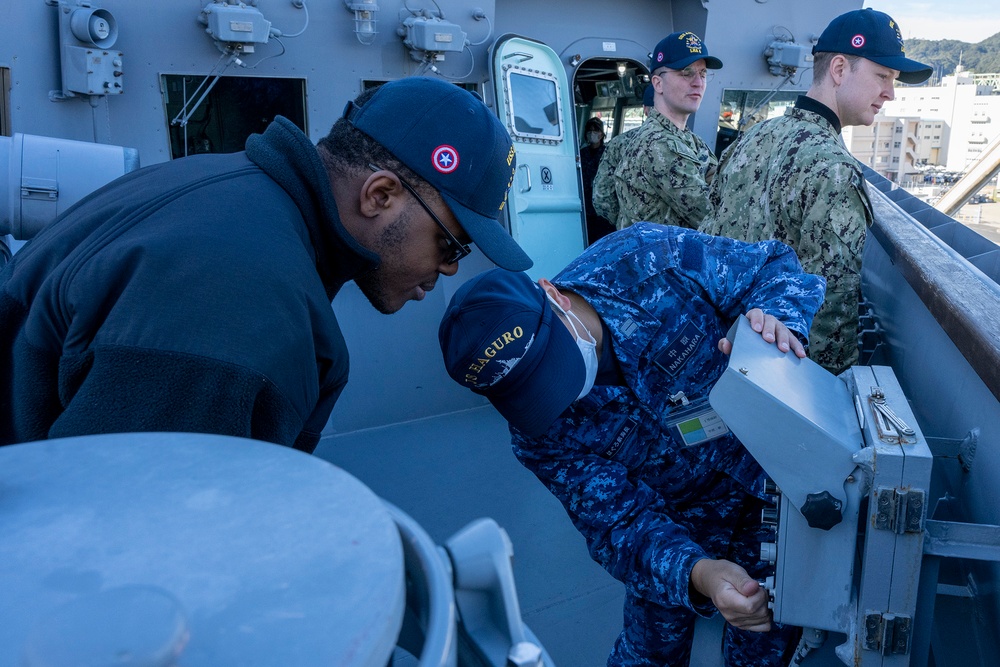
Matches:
[863,612,911,655]
[869,386,916,444]
[21,177,58,201]
[874,487,925,534]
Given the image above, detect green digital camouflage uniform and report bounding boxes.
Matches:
[700,105,873,374]
[592,126,640,226]
[608,110,717,230]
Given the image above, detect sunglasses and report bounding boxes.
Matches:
[369,164,471,264]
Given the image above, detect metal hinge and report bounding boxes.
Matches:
[863,612,912,655]
[874,487,925,534]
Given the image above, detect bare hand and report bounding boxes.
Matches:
[690,558,772,632]
[717,308,806,359]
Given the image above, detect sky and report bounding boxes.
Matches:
[863,1,1000,43]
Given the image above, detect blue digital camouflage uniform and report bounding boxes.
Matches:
[509,224,825,666]
[592,125,642,225]
[700,103,873,374]
[608,111,717,231]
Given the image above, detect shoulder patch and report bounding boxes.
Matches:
[617,318,639,339]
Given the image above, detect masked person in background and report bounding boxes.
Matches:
[593,84,655,232]
[580,116,614,243]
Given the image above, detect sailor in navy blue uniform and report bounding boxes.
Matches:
[439,223,826,666]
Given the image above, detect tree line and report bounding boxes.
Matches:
[904,32,1000,83]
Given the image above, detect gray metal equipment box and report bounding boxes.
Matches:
[710,318,932,665]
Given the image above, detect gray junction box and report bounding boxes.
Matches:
[709,318,933,665]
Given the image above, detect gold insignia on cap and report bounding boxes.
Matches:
[678,31,703,54]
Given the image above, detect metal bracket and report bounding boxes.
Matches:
[926,429,979,472]
[863,612,912,655]
[874,487,925,534]
[923,519,1000,561]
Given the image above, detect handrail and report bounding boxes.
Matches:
[866,186,1000,404]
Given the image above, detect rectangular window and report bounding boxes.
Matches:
[716,89,804,156]
[161,74,307,159]
[506,70,564,142]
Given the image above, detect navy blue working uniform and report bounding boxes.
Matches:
[510,224,824,665]
[0,118,367,452]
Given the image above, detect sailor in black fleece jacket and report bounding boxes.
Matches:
[0,77,531,452]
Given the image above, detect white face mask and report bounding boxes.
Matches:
[547,294,598,400]
[587,131,602,145]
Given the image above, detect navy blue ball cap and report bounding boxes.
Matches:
[650,32,723,72]
[345,77,532,271]
[439,269,584,437]
[814,9,932,84]
[642,83,654,107]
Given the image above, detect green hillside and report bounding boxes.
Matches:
[904,32,1000,80]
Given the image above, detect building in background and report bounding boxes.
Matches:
[844,67,1000,183]
[843,115,922,183]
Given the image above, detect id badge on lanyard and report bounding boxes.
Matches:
[664,393,730,447]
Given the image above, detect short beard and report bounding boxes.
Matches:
[353,206,411,314]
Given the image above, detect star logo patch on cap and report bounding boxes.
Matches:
[432,145,459,174]
[852,34,865,48]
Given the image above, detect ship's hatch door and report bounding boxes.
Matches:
[491,34,585,280]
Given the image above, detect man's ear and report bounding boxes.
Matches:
[538,278,570,311]
[650,74,664,95]
[829,54,849,86]
[359,169,404,219]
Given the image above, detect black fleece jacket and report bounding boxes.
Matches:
[0,117,378,452]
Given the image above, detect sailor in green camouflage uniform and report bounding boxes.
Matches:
[701,8,931,374]
[609,32,722,231]
[703,102,870,374]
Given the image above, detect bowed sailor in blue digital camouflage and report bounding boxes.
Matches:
[439,223,826,666]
